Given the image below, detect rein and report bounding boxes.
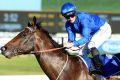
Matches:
[26,27,66,53]
[36,47,66,53]
[27,26,69,80]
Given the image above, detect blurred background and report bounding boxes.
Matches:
[0,0,120,76]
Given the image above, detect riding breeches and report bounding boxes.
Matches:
[78,22,112,56]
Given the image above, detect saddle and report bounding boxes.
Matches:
[80,55,120,78]
[102,55,120,77]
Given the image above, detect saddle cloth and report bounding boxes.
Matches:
[79,55,120,78]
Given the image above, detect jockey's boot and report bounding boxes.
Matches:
[90,47,103,75]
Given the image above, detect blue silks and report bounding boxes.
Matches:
[81,55,120,78]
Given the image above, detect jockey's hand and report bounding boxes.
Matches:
[63,42,74,48]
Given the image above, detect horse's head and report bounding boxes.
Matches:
[1,16,41,58]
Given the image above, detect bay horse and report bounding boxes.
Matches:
[1,17,119,80]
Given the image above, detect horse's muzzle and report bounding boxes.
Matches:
[0,47,12,58]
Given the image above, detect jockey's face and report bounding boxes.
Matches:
[67,16,76,23]
[64,12,76,23]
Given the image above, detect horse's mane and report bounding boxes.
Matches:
[37,23,68,54]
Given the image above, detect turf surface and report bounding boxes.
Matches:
[0,55,45,75]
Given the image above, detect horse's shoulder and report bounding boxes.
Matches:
[69,55,82,63]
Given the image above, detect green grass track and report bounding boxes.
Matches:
[0,55,45,75]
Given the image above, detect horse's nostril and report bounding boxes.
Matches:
[1,46,7,51]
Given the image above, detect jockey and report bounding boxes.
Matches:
[61,2,112,75]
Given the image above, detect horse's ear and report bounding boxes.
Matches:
[33,16,36,25]
[28,21,32,27]
[36,22,41,29]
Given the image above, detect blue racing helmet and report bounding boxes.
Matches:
[61,2,76,16]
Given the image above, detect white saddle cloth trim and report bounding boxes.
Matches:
[77,55,89,69]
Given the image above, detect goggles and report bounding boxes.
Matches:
[64,11,76,19]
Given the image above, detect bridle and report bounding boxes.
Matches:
[26,26,69,80]
[25,27,66,53]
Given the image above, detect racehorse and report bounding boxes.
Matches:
[1,16,119,80]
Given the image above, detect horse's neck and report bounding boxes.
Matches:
[33,34,93,79]
[35,49,67,79]
[34,31,69,79]
[34,34,68,78]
